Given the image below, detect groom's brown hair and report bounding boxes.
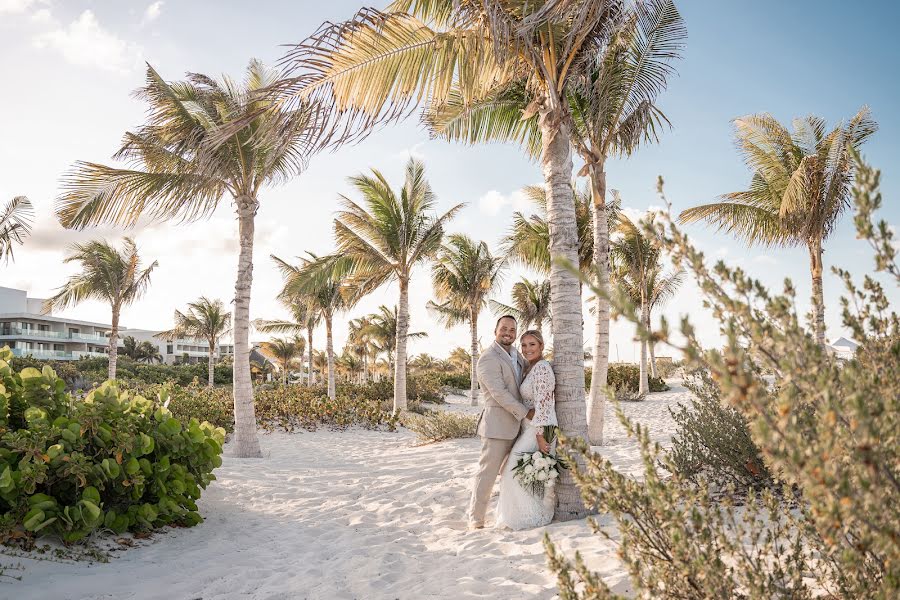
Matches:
[494,314,517,331]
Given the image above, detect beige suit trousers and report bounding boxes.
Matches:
[467,436,516,525]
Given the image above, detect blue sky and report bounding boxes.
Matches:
[0,0,897,361]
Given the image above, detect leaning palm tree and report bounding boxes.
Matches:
[0,196,34,264]
[44,238,157,380]
[157,297,232,387]
[260,336,305,385]
[610,215,659,395]
[489,277,552,333]
[55,60,324,458]
[274,253,356,399]
[282,0,628,517]
[332,158,461,411]
[254,300,320,386]
[427,234,505,404]
[680,108,877,345]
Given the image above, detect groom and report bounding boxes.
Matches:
[467,315,534,530]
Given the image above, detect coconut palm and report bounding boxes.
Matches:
[331,158,461,411]
[0,196,34,264]
[273,253,357,399]
[447,346,472,373]
[680,108,877,345]
[254,301,320,386]
[121,335,141,361]
[55,60,325,458]
[610,215,659,395]
[136,340,163,364]
[489,277,552,333]
[44,238,157,380]
[427,234,505,404]
[364,305,428,378]
[260,336,305,385]
[157,297,232,387]
[283,1,635,518]
[347,316,374,382]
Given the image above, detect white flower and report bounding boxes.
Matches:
[548,470,558,479]
[536,471,548,481]
[524,464,535,474]
[532,451,542,461]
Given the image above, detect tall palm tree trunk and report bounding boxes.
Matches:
[307,326,314,386]
[326,314,335,399]
[646,313,658,378]
[539,104,587,521]
[207,336,216,387]
[108,305,120,380]
[394,278,411,411]
[808,238,827,345]
[587,163,610,446]
[232,196,262,458]
[469,309,479,406]
[638,296,650,396]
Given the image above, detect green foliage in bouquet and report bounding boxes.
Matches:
[546,159,899,598]
[0,350,224,542]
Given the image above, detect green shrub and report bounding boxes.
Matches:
[596,363,668,393]
[545,161,899,598]
[401,410,477,443]
[669,369,771,489]
[0,348,224,542]
[253,385,399,432]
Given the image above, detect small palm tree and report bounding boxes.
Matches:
[121,335,140,361]
[363,305,427,379]
[254,300,320,386]
[274,253,357,399]
[55,60,325,458]
[490,278,552,333]
[427,234,505,404]
[260,336,305,385]
[610,215,659,396]
[0,196,34,264]
[347,316,374,382]
[157,297,232,387]
[333,158,461,410]
[136,340,163,364]
[44,238,157,380]
[680,108,877,345]
[447,346,472,373]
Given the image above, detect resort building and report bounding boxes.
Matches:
[0,286,233,364]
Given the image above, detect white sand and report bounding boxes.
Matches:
[5,382,688,600]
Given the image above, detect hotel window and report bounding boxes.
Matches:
[54,344,65,351]
[38,324,49,332]
[167,344,174,354]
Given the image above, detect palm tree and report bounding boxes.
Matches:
[284,1,634,518]
[55,61,325,458]
[136,340,163,364]
[121,335,141,361]
[157,297,232,387]
[254,300,320,386]
[260,336,305,385]
[427,234,505,404]
[44,238,157,380]
[610,215,659,396]
[347,316,374,382]
[364,305,428,377]
[447,346,472,373]
[490,277,552,333]
[0,196,34,264]
[680,108,877,345]
[332,158,461,411]
[410,353,438,373]
[274,253,357,399]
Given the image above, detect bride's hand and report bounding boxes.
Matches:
[536,434,550,454]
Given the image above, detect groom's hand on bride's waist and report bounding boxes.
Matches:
[526,408,535,421]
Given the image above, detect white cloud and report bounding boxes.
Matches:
[32,10,143,75]
[142,1,163,24]
[477,189,531,216]
[0,0,46,14]
[29,7,51,23]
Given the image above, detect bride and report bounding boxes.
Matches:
[496,329,557,530]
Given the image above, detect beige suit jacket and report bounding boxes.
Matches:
[475,342,529,439]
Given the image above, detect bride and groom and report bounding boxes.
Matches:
[468,315,557,531]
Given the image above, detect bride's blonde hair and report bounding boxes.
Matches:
[520,329,544,348]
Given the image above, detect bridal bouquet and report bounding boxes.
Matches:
[512,427,564,497]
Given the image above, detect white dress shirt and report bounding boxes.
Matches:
[494,341,521,382]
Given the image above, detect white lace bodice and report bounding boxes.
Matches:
[520,359,557,427]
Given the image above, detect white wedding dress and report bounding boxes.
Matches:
[496,359,558,530]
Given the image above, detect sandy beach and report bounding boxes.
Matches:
[5,382,686,600]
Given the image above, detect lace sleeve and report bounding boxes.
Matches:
[530,361,556,427]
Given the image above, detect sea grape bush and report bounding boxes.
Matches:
[0,348,224,542]
[546,162,898,598]
[585,363,668,395]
